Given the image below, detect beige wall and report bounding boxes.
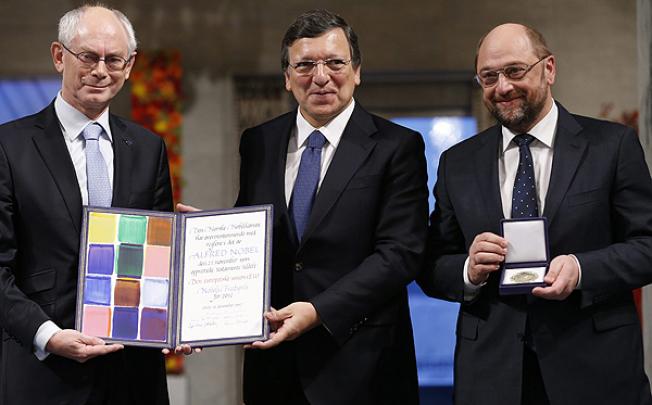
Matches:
[0,0,637,116]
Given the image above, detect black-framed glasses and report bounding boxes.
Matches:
[289,59,352,76]
[475,55,551,88]
[60,42,132,72]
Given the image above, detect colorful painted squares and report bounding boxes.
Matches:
[80,212,173,343]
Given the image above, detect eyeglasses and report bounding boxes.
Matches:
[289,59,352,76]
[60,42,132,72]
[475,55,550,88]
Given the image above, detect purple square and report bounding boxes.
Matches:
[112,307,139,339]
[87,244,114,275]
[140,307,167,341]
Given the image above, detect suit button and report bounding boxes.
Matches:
[295,262,303,272]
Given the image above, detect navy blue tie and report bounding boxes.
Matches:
[290,130,327,240]
[511,134,538,218]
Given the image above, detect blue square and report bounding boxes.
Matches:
[84,276,112,305]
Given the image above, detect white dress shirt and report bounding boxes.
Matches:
[33,93,114,359]
[284,99,355,206]
[463,101,580,297]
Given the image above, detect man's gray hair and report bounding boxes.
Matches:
[58,4,138,54]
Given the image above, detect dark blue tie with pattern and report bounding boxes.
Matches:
[511,134,538,218]
[290,130,327,241]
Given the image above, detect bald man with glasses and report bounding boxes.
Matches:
[418,23,652,405]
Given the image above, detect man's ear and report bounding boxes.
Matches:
[544,55,556,86]
[123,52,137,80]
[51,42,65,73]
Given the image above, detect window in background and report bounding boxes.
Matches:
[0,79,60,124]
[391,116,477,399]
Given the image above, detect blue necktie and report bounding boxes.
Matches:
[83,123,112,207]
[511,134,538,218]
[290,130,327,241]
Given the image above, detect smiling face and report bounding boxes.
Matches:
[51,7,135,119]
[284,28,360,127]
[476,24,555,133]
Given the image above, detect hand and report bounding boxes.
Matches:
[245,302,320,350]
[468,232,508,285]
[162,344,202,355]
[45,329,123,363]
[532,255,579,300]
[176,202,200,213]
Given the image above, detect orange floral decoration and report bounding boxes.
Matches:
[130,49,184,374]
[131,49,183,204]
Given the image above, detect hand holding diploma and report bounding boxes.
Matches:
[246,302,320,349]
[46,329,123,363]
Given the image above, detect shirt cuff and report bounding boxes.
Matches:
[463,256,486,301]
[33,320,61,361]
[569,254,582,289]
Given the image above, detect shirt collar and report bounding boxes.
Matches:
[501,100,558,154]
[54,92,113,143]
[295,98,356,149]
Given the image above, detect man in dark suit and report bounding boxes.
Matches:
[418,23,652,405]
[0,5,171,404]
[237,9,428,405]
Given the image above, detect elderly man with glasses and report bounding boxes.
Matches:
[418,23,652,405]
[0,5,174,404]
[235,9,428,405]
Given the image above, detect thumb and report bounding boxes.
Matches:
[79,333,106,346]
[266,307,291,322]
[544,258,563,284]
[176,202,199,212]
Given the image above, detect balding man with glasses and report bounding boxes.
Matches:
[236,9,428,405]
[0,5,173,404]
[418,23,652,405]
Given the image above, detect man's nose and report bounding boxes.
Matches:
[494,73,514,94]
[312,62,329,85]
[91,60,109,77]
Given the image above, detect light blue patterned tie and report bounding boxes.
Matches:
[83,123,112,207]
[290,130,327,241]
[511,134,538,218]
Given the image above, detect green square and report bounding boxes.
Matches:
[118,215,147,244]
[117,243,144,278]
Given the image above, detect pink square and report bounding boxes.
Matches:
[82,305,111,338]
[143,245,171,278]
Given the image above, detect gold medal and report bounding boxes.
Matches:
[510,271,538,283]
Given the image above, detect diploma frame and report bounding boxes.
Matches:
[75,205,273,348]
[499,217,550,295]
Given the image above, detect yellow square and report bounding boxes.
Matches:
[88,213,118,243]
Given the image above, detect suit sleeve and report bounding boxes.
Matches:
[0,141,50,346]
[310,132,429,344]
[151,137,173,211]
[416,149,469,303]
[235,130,252,207]
[575,127,652,304]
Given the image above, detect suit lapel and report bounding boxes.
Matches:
[31,104,83,232]
[543,103,586,224]
[110,114,133,208]
[473,126,504,224]
[299,105,376,247]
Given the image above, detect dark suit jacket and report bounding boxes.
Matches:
[237,104,428,405]
[0,103,172,405]
[418,103,652,405]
